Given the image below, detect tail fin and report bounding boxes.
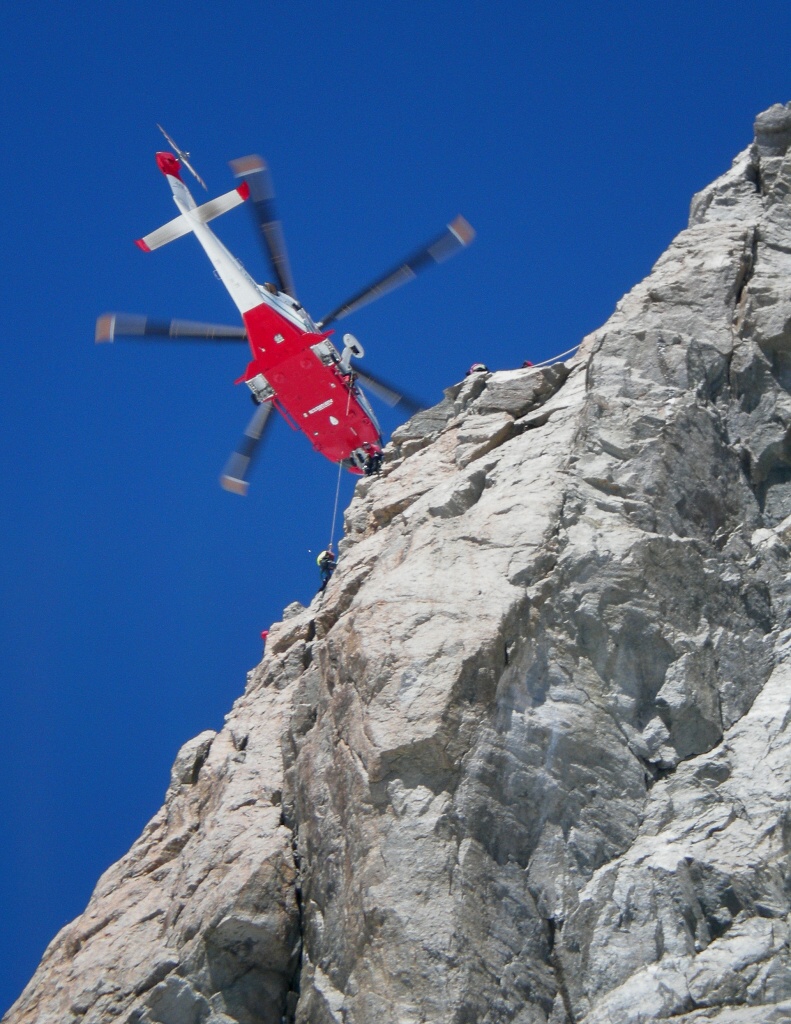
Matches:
[136,182,250,253]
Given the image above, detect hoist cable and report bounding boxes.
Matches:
[328,458,344,550]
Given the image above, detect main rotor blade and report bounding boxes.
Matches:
[96,314,248,343]
[354,367,426,414]
[220,400,275,495]
[319,215,475,327]
[229,155,297,299]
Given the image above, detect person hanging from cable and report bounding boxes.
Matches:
[317,545,337,592]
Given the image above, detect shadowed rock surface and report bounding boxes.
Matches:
[7,104,791,1024]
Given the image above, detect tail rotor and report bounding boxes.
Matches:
[157,124,208,191]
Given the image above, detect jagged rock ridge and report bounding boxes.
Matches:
[7,103,791,1023]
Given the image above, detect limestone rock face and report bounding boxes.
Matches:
[8,105,791,1024]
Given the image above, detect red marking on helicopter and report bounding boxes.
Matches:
[156,151,182,179]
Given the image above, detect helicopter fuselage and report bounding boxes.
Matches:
[155,151,381,471]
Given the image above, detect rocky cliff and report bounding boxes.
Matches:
[8,104,791,1024]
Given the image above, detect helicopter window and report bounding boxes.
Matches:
[311,340,341,366]
[245,374,274,403]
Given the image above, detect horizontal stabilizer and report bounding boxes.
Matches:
[194,183,249,223]
[95,313,247,343]
[136,184,250,252]
[136,213,192,252]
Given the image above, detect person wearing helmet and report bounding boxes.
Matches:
[317,546,337,591]
[466,362,489,376]
[363,444,383,476]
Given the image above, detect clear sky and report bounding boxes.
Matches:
[2,0,791,1010]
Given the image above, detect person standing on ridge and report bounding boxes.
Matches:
[364,444,383,476]
[317,546,337,592]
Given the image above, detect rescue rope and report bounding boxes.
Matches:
[527,343,581,369]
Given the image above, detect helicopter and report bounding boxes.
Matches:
[96,129,475,494]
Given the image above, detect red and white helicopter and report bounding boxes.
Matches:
[96,128,474,494]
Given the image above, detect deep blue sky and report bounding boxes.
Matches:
[2,0,791,1010]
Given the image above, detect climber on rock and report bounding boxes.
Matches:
[363,444,383,476]
[317,546,337,592]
